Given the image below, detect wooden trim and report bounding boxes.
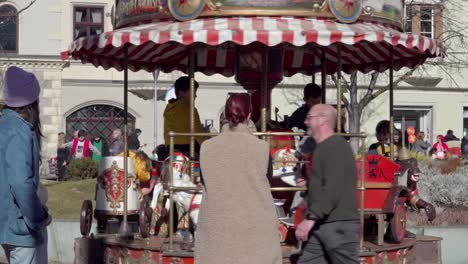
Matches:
[357,182,393,189]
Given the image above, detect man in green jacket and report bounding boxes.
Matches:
[295,104,359,264]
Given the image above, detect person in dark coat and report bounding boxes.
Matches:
[57,132,71,180]
[461,136,468,159]
[444,129,459,142]
[296,104,359,264]
[128,128,142,151]
[287,83,322,131]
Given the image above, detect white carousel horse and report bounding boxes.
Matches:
[271,146,300,187]
[150,152,203,227]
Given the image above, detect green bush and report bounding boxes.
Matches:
[64,158,99,181]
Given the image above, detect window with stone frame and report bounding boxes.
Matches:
[0,4,18,53]
[66,104,136,143]
[405,4,443,40]
[73,6,104,40]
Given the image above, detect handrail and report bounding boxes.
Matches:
[168,131,367,138]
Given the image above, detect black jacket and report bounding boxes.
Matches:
[287,105,309,131]
[128,134,140,150]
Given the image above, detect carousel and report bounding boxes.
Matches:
[62,0,445,263]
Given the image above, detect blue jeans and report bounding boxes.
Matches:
[1,229,48,264]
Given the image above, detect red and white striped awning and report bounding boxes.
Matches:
[62,17,444,76]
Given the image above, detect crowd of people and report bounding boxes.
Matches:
[52,127,143,180]
[404,128,466,160]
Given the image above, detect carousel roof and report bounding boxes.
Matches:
[61,16,445,76]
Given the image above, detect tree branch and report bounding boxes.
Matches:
[331,74,350,93]
[359,67,417,110]
[341,94,350,107]
[16,0,37,16]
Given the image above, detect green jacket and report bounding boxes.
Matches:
[306,135,359,222]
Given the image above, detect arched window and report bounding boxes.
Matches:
[0,4,18,53]
[66,104,136,141]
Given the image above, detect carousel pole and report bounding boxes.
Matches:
[152,70,160,150]
[261,47,268,135]
[311,46,316,84]
[359,132,367,250]
[119,47,130,235]
[321,47,326,103]
[389,46,395,161]
[169,133,175,250]
[189,49,196,177]
[336,46,342,133]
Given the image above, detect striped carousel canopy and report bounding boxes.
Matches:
[62,16,445,77]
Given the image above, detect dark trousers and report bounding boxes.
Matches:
[298,220,360,264]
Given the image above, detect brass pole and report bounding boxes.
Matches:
[261,47,268,134]
[169,133,175,250]
[321,47,326,103]
[336,46,342,133]
[168,131,365,138]
[389,46,395,161]
[311,46,315,84]
[359,132,367,250]
[189,49,196,177]
[119,47,130,235]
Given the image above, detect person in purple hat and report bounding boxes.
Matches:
[0,66,51,264]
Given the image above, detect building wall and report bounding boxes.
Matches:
[18,0,62,55]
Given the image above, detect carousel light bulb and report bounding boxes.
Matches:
[313,3,320,9]
[215,2,222,7]
[364,6,372,14]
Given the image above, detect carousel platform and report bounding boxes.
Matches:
[74,234,441,264]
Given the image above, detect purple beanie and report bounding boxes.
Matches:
[3,66,40,107]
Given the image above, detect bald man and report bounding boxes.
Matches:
[295,104,359,264]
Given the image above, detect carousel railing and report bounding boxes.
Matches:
[167,131,367,251]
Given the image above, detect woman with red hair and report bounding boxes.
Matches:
[195,93,281,264]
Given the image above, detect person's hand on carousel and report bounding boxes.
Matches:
[141,177,157,196]
[295,218,315,241]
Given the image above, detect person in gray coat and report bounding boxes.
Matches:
[414,131,431,155]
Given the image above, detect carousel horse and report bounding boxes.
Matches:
[151,145,202,232]
[396,156,436,222]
